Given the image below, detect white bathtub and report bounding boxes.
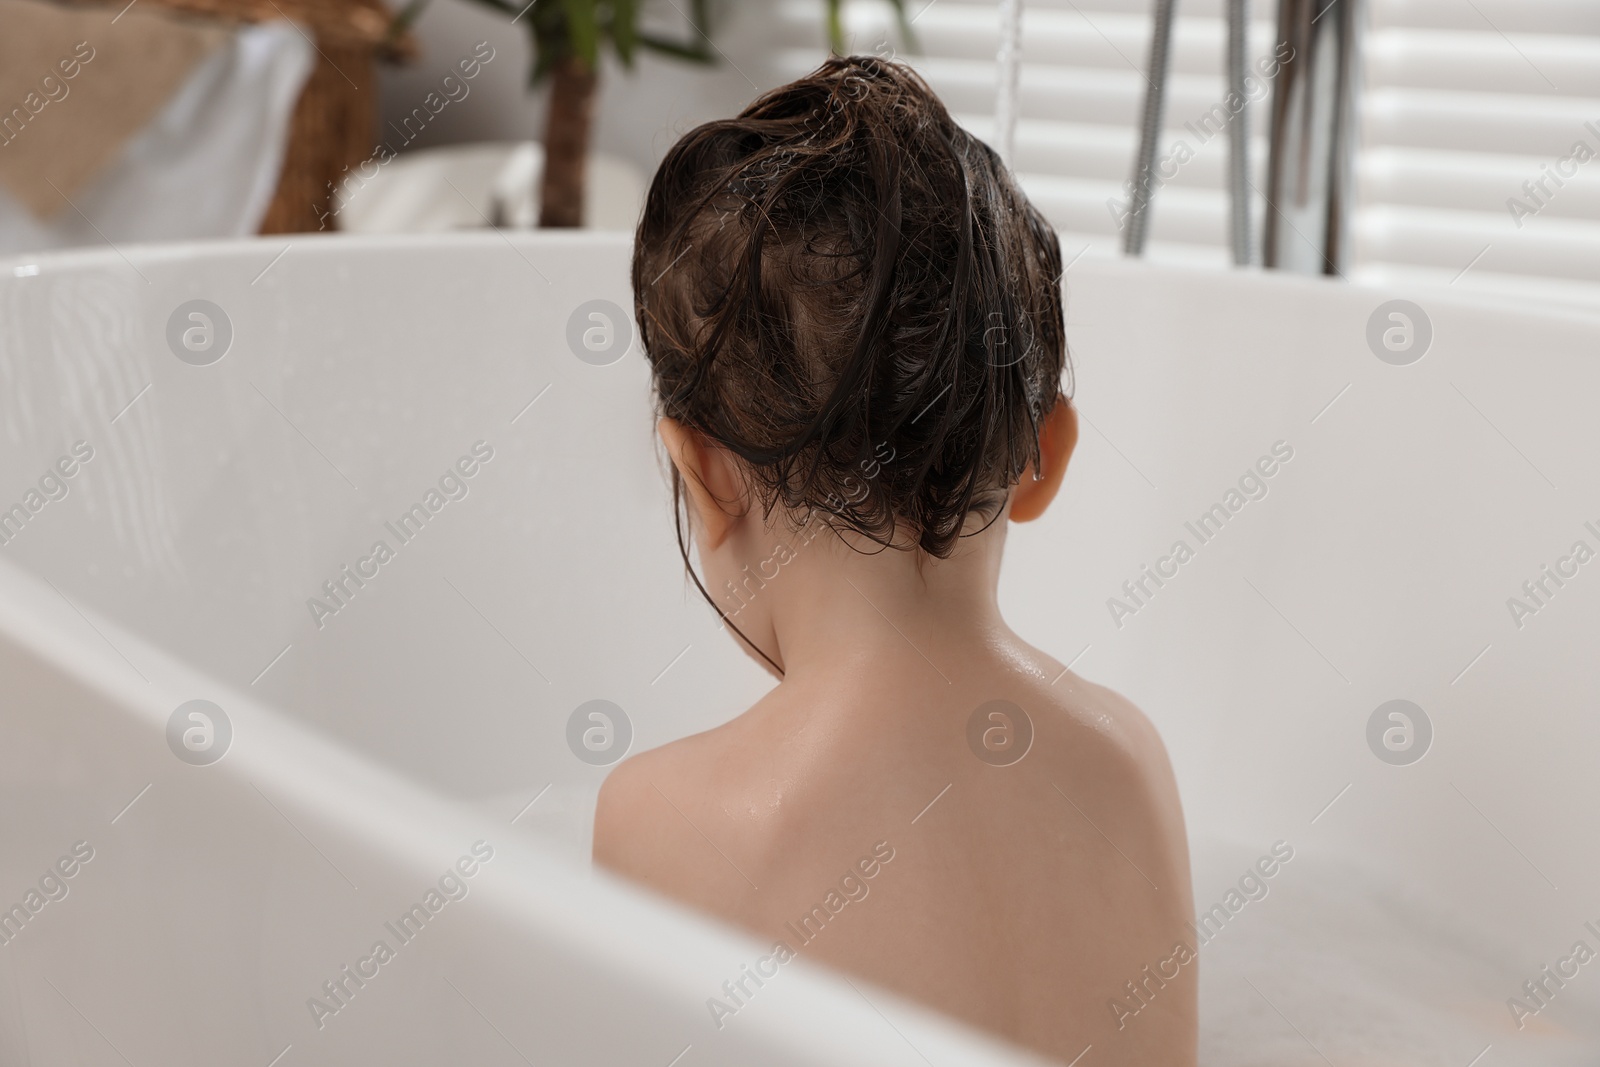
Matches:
[0,232,1596,1065]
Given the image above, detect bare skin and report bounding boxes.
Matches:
[594,400,1197,1065]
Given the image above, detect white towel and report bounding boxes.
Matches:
[0,18,313,254]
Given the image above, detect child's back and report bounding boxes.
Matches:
[597,586,1195,1065]
[599,53,1196,1064]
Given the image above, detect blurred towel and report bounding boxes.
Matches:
[0,16,313,253]
[0,0,227,218]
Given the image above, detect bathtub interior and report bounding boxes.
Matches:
[0,234,1048,1067]
[1,231,1598,1064]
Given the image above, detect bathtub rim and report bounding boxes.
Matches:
[3,228,1596,333]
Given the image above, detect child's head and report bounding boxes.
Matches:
[632,55,1074,664]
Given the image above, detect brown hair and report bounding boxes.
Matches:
[633,53,1068,576]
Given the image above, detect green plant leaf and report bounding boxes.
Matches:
[612,0,639,66]
[821,0,920,57]
[885,0,920,53]
[471,0,720,90]
[530,28,560,86]
[561,0,601,67]
[689,0,712,41]
[637,31,715,64]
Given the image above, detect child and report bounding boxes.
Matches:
[595,55,1195,1065]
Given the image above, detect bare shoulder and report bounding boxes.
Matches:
[1040,669,1177,780]
[1023,668,1190,876]
[592,732,702,880]
[591,718,764,913]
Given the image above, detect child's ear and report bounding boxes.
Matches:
[658,417,746,549]
[1009,397,1077,524]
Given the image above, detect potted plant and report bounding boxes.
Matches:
[402,0,916,227]
[452,0,715,227]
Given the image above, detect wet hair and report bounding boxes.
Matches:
[632,55,1069,664]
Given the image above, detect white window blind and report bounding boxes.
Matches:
[771,0,1600,310]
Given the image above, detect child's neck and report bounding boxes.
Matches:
[738,519,1012,686]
